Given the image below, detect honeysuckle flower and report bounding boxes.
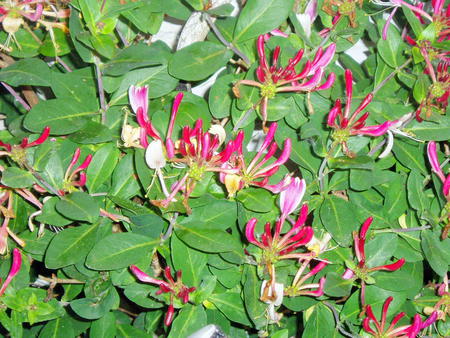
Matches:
[220,123,291,197]
[130,265,196,326]
[60,148,92,195]
[343,217,405,309]
[285,260,327,297]
[327,69,394,156]
[307,232,333,257]
[427,141,450,198]
[0,248,21,296]
[145,140,167,170]
[296,0,318,38]
[0,126,50,165]
[363,296,438,338]
[237,35,336,125]
[245,204,313,265]
[279,177,306,219]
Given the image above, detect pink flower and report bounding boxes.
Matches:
[363,296,438,337]
[327,70,394,155]
[279,177,306,218]
[238,35,336,124]
[130,265,195,326]
[221,122,291,196]
[0,248,22,296]
[0,126,50,153]
[427,141,450,197]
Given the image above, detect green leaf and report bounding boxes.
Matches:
[324,272,353,297]
[86,233,158,270]
[103,41,171,76]
[39,28,71,57]
[421,230,449,276]
[233,0,294,43]
[1,167,35,188]
[70,287,119,320]
[328,156,374,170]
[171,234,207,286]
[402,5,423,37]
[168,305,206,338]
[110,154,140,199]
[176,225,241,253]
[68,121,113,144]
[45,223,99,269]
[377,22,403,68]
[407,116,450,141]
[392,140,427,173]
[56,192,100,223]
[108,65,178,105]
[208,72,234,119]
[0,58,52,86]
[243,265,266,329]
[90,312,117,338]
[38,316,74,338]
[237,188,275,212]
[303,303,335,338]
[209,291,252,326]
[320,196,359,246]
[365,233,398,267]
[86,143,120,193]
[168,42,233,81]
[407,170,430,212]
[23,98,95,135]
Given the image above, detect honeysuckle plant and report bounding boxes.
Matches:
[0,0,447,336]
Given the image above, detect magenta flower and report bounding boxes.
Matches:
[0,126,50,164]
[238,35,336,125]
[327,69,394,155]
[220,122,291,197]
[0,248,22,296]
[363,296,438,338]
[427,141,450,198]
[130,265,196,326]
[245,204,313,261]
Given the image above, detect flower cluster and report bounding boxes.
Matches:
[130,265,195,326]
[0,126,50,165]
[363,296,438,337]
[237,34,336,125]
[327,69,393,156]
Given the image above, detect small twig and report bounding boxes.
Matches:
[100,208,131,223]
[94,56,108,123]
[203,13,250,67]
[38,275,84,284]
[161,212,178,241]
[22,161,61,196]
[1,82,31,111]
[368,138,387,156]
[372,58,412,95]
[116,27,130,47]
[323,301,358,338]
[55,56,72,72]
[233,105,255,132]
[118,307,138,318]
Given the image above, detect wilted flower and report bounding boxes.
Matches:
[237,35,336,125]
[363,296,438,338]
[260,280,284,323]
[130,265,196,326]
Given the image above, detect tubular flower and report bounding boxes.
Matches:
[279,177,306,220]
[343,217,406,282]
[245,204,313,264]
[128,87,237,212]
[237,35,336,125]
[427,141,450,198]
[363,296,438,338]
[285,259,327,297]
[327,69,394,156]
[0,126,50,165]
[60,148,92,195]
[0,248,22,296]
[220,123,292,197]
[130,265,196,326]
[424,274,449,321]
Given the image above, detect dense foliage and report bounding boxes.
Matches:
[0,0,448,336]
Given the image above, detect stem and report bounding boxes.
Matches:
[367,138,387,156]
[1,82,31,111]
[203,13,250,67]
[22,161,61,196]
[116,27,130,47]
[372,58,412,95]
[94,56,107,123]
[37,275,84,284]
[323,302,358,338]
[55,56,72,72]
[162,212,178,241]
[233,105,256,132]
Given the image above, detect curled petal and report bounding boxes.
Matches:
[327,100,341,127]
[362,317,377,335]
[26,126,50,148]
[129,86,149,118]
[443,175,450,196]
[382,7,398,40]
[167,92,184,140]
[370,258,405,272]
[145,140,167,169]
[360,217,372,239]
[245,218,264,248]
[316,72,336,90]
[342,268,355,280]
[130,265,170,288]
[0,248,22,296]
[354,121,391,137]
